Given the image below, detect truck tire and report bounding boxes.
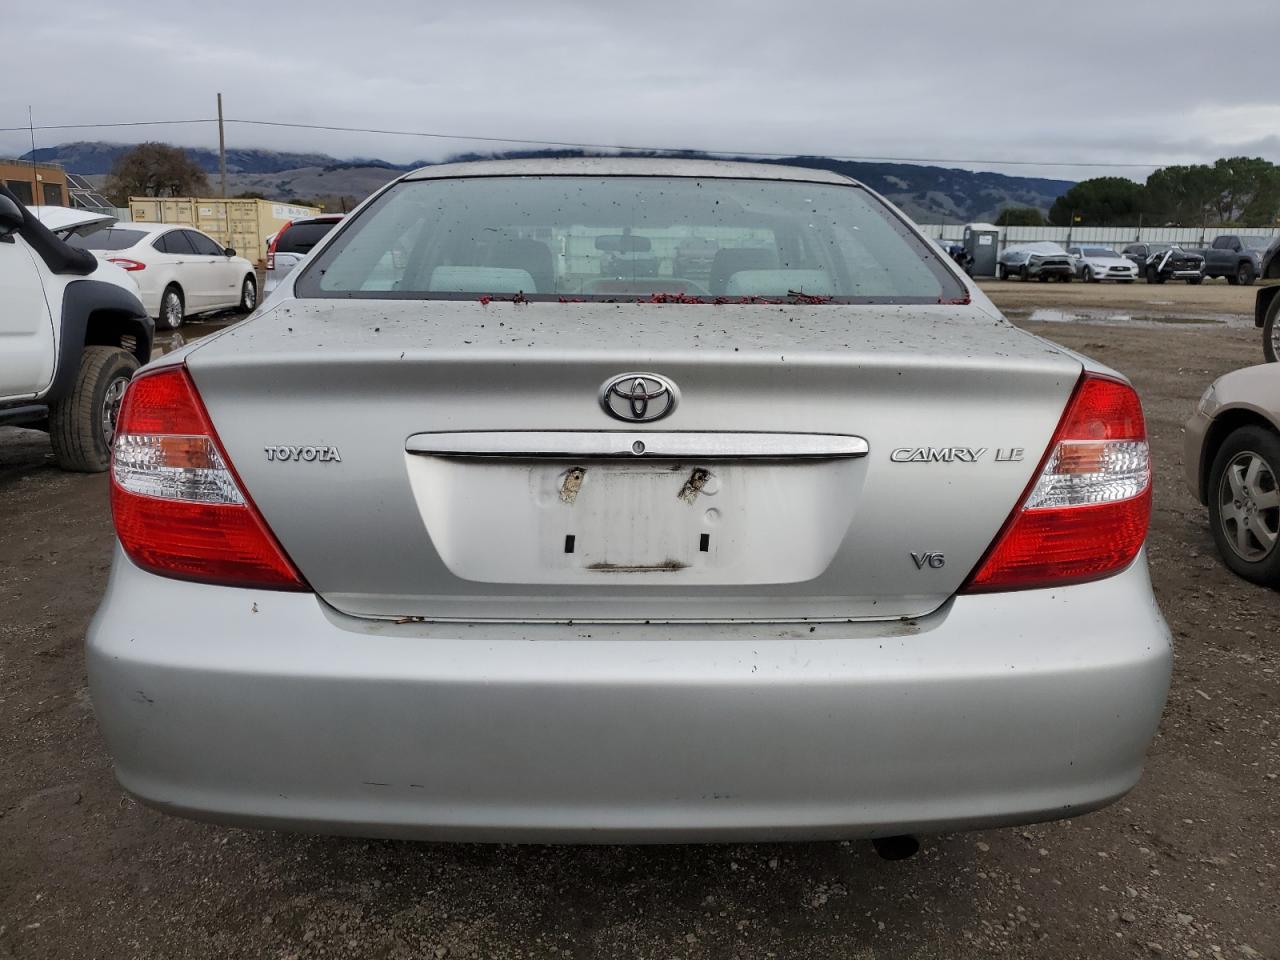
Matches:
[1264,293,1280,363]
[1146,266,1165,284]
[1237,261,1256,286]
[995,263,1006,280]
[48,346,139,473]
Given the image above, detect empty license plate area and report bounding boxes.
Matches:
[405,454,862,586]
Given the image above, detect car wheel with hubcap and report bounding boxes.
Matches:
[48,346,140,473]
[1083,266,1096,283]
[159,285,185,330]
[1019,264,1029,281]
[1208,426,1280,586]
[995,263,1006,280]
[240,274,257,312]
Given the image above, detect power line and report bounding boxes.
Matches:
[0,118,216,133]
[1,114,1168,169]
[225,118,1165,169]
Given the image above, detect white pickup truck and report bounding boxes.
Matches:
[0,187,151,471]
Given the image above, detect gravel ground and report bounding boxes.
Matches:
[1,287,1277,960]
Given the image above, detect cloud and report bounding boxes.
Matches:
[2,0,1277,183]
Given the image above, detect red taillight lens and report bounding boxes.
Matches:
[266,221,290,270]
[110,367,307,591]
[107,257,146,271]
[962,374,1152,593]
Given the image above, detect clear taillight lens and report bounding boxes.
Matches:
[1024,439,1150,507]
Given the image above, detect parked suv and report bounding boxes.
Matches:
[1121,243,1205,284]
[264,214,344,294]
[996,241,1075,281]
[1200,234,1273,286]
[0,186,151,471]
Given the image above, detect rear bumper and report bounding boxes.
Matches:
[1028,263,1074,276]
[87,550,1172,843]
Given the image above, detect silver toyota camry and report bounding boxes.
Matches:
[89,158,1172,844]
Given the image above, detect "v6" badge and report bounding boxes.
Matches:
[911,552,946,569]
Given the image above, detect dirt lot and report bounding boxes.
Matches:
[1,286,1277,960]
[981,277,1263,318]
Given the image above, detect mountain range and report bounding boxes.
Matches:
[23,141,1074,224]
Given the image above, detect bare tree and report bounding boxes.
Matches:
[105,143,211,204]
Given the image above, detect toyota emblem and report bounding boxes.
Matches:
[599,373,679,423]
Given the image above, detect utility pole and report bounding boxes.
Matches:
[28,106,40,209]
[217,92,227,198]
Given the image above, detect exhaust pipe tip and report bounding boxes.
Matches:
[871,835,920,861]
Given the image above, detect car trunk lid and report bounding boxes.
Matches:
[186,298,1081,622]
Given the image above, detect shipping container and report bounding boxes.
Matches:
[128,197,321,266]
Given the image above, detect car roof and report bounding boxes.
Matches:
[112,221,191,235]
[401,156,859,186]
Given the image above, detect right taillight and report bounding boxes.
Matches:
[962,373,1152,593]
[110,365,307,591]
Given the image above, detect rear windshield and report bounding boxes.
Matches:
[69,227,146,251]
[276,220,339,255]
[1079,246,1117,257]
[295,176,963,303]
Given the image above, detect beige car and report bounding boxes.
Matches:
[1185,364,1280,586]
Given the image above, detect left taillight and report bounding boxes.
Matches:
[110,366,308,591]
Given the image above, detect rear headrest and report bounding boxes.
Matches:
[709,247,779,294]
[724,269,834,298]
[485,238,554,293]
[429,266,537,294]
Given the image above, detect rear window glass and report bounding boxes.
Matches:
[277,221,339,255]
[1079,246,1116,257]
[295,176,962,303]
[69,228,146,251]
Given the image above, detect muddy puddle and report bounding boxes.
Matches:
[150,316,242,359]
[1005,306,1251,329]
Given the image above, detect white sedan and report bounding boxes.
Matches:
[70,222,257,329]
[1067,245,1139,283]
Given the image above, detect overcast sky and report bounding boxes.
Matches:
[3,0,1278,183]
